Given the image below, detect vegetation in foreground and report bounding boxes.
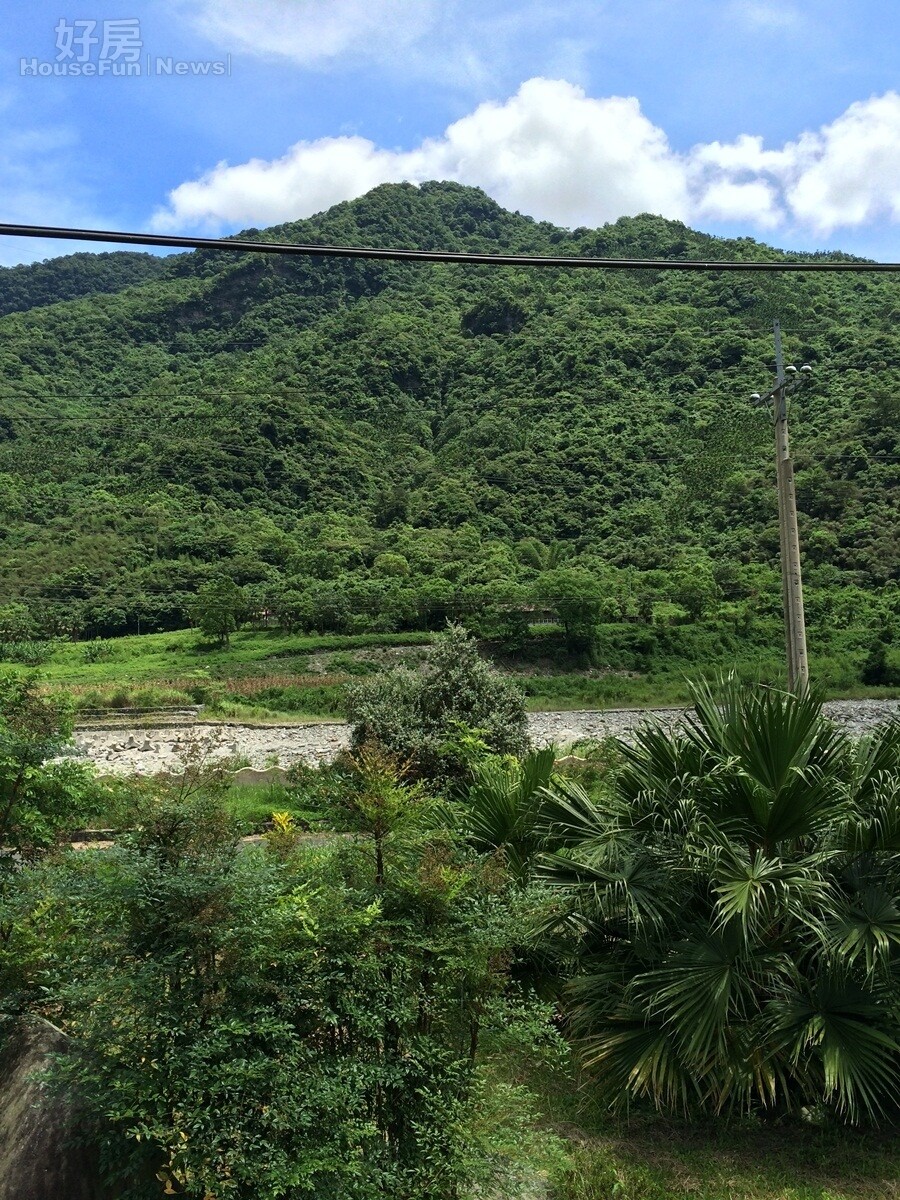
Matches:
[1,630,899,1197]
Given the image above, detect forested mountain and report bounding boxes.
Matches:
[0,250,166,318]
[0,182,898,674]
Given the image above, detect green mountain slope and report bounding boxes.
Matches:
[0,250,167,319]
[0,182,897,681]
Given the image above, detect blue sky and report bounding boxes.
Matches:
[2,0,900,265]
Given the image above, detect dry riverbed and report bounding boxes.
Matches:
[65,699,900,777]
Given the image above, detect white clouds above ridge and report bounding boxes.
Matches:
[152,79,900,243]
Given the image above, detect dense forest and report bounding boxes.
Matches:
[1,182,898,683]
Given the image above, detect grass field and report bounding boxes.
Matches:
[15,627,436,687]
[6,628,434,718]
[530,1053,900,1200]
[4,626,899,720]
[551,1120,900,1199]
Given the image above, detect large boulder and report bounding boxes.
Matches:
[0,1018,107,1200]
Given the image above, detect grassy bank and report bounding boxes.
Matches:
[10,627,436,687]
[528,1051,900,1199]
[5,626,899,721]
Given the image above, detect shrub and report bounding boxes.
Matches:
[0,673,102,868]
[0,639,58,666]
[346,623,528,780]
[540,676,900,1123]
[28,757,554,1199]
[80,639,113,664]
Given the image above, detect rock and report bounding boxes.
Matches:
[0,1018,108,1199]
[70,701,900,779]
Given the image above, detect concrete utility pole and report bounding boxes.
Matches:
[750,323,812,692]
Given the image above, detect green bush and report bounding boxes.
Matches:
[0,640,58,666]
[540,677,900,1123]
[12,758,555,1199]
[0,672,104,1010]
[347,623,528,780]
[80,639,114,664]
[247,683,346,716]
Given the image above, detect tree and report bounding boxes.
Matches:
[0,602,34,645]
[537,568,605,655]
[347,623,528,781]
[190,576,246,645]
[21,754,555,1198]
[669,566,720,621]
[0,673,100,868]
[861,621,900,686]
[539,676,900,1123]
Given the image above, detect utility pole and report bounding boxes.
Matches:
[750,323,812,692]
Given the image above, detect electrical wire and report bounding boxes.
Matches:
[1,220,898,273]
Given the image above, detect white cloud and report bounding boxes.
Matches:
[690,133,795,178]
[182,0,439,68]
[730,0,803,31]
[175,0,600,90]
[693,92,900,235]
[155,137,404,230]
[695,180,782,228]
[151,80,900,242]
[784,93,900,232]
[153,78,690,231]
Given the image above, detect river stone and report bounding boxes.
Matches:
[69,700,900,778]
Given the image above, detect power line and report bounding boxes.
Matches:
[1,221,897,273]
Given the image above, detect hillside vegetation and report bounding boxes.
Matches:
[1,182,898,688]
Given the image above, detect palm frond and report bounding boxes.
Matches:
[770,972,900,1121]
[464,746,559,879]
[844,776,900,855]
[628,928,761,1071]
[579,1018,699,1113]
[537,775,613,847]
[825,886,900,979]
[851,719,900,808]
[537,849,674,938]
[690,674,847,797]
[712,847,832,942]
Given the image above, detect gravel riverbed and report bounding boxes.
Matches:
[69,698,900,777]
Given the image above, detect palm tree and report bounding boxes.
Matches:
[516,538,569,573]
[464,746,559,883]
[538,676,900,1123]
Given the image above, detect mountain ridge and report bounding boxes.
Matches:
[0,182,896,683]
